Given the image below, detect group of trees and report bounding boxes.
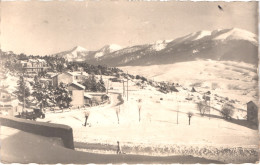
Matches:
[66,62,123,76]
[197,94,234,120]
[15,76,72,111]
[83,74,106,92]
[158,82,178,94]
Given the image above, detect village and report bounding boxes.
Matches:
[0,51,259,163]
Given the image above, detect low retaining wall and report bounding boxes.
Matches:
[0,115,74,149]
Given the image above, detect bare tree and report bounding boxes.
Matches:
[187,112,193,125]
[220,103,234,120]
[197,100,209,116]
[137,99,142,122]
[116,106,120,124]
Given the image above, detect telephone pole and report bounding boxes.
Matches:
[123,80,125,97]
[175,92,179,125]
[23,69,25,112]
[106,79,109,94]
[127,71,129,101]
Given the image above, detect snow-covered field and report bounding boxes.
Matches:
[38,68,259,163]
[120,60,258,103]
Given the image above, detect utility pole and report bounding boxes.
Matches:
[123,80,125,97]
[23,69,25,112]
[127,71,129,101]
[177,101,179,125]
[107,79,109,94]
[175,92,179,125]
[209,87,211,120]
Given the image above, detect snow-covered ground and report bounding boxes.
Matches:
[38,74,259,163]
[4,59,257,163]
[120,60,258,103]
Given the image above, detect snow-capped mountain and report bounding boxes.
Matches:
[55,46,89,62]
[54,44,123,62]
[150,40,173,51]
[54,28,257,66]
[94,44,122,58]
[86,28,258,66]
[213,28,258,45]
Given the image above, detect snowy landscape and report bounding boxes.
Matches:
[0,1,259,164]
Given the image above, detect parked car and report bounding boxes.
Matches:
[15,108,45,121]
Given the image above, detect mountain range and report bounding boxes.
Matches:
[53,28,258,66]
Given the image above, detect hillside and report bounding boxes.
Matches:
[120,60,258,103]
[86,28,258,66]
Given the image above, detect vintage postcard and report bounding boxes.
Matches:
[0,1,259,164]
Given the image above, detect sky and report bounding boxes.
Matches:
[0,1,258,56]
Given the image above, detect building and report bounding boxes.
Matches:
[52,72,89,87]
[0,89,21,116]
[247,101,258,124]
[68,82,85,107]
[84,93,93,106]
[21,59,48,74]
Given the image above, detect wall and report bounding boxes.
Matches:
[247,103,258,124]
[71,90,84,107]
[0,115,74,149]
[53,73,73,87]
[58,73,73,86]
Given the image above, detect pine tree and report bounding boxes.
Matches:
[15,76,30,110]
[54,83,72,109]
[32,76,54,111]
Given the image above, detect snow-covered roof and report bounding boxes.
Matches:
[28,59,47,63]
[68,72,88,77]
[69,81,85,90]
[84,93,93,98]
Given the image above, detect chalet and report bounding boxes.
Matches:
[68,82,85,107]
[247,101,258,124]
[21,59,48,74]
[52,72,89,87]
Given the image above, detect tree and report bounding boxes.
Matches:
[97,76,106,92]
[187,112,193,125]
[15,76,30,111]
[116,106,120,124]
[83,74,98,92]
[32,77,55,112]
[197,100,209,116]
[220,103,234,120]
[137,99,142,122]
[54,83,72,110]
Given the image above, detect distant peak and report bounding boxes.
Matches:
[108,44,122,51]
[100,44,122,52]
[71,46,87,52]
[213,28,257,44]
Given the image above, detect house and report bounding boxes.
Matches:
[68,82,85,107]
[21,59,48,74]
[52,72,89,87]
[84,93,93,106]
[0,89,11,102]
[247,101,258,124]
[0,89,21,116]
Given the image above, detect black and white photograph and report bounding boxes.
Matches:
[0,1,259,164]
